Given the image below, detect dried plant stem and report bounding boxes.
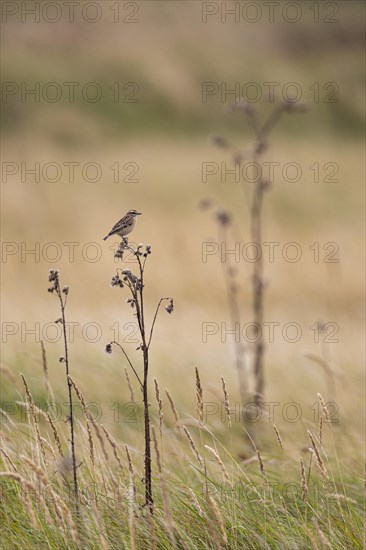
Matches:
[48,270,79,510]
[218,222,248,408]
[108,242,173,512]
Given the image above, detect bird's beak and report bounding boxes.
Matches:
[136,212,142,215]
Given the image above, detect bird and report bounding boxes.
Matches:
[103,209,142,241]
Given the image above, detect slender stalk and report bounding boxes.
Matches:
[111,340,143,388]
[148,298,170,349]
[109,242,173,511]
[218,224,248,407]
[250,150,265,407]
[59,286,78,509]
[48,271,79,511]
[211,101,306,410]
[138,260,154,510]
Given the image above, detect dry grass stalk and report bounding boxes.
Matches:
[0,472,39,528]
[127,473,137,550]
[90,416,109,461]
[319,416,324,446]
[46,413,63,458]
[257,449,267,482]
[20,374,46,462]
[68,375,95,466]
[152,426,176,546]
[188,487,205,517]
[57,497,79,544]
[313,518,331,548]
[273,424,283,451]
[280,496,287,513]
[125,445,136,497]
[220,376,231,428]
[183,425,204,468]
[0,447,17,471]
[15,400,49,421]
[21,455,65,526]
[145,506,158,550]
[124,367,135,403]
[317,392,330,423]
[307,431,328,480]
[165,389,181,432]
[300,457,308,502]
[101,424,124,474]
[154,378,164,436]
[40,340,55,403]
[40,437,57,459]
[0,406,16,428]
[326,493,357,504]
[204,445,232,488]
[207,495,228,545]
[195,367,204,426]
[151,426,162,474]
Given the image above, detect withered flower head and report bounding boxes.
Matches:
[110,274,124,288]
[215,207,231,227]
[165,298,174,314]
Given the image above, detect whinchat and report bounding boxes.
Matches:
[103,209,141,241]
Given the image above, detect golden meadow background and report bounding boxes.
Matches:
[1,1,365,455]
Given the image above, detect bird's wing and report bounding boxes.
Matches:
[108,218,126,235]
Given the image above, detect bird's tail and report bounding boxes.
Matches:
[103,234,109,241]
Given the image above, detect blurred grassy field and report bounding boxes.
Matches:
[2,0,365,435]
[1,0,364,423]
[1,2,365,547]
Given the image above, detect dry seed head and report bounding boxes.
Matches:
[319,415,324,446]
[307,430,328,480]
[0,447,17,471]
[257,449,267,481]
[165,389,181,431]
[151,426,162,474]
[195,367,204,426]
[101,424,124,474]
[207,495,228,544]
[68,375,94,466]
[154,378,164,435]
[317,392,330,423]
[183,425,204,468]
[273,424,283,451]
[20,374,46,461]
[188,488,205,517]
[220,376,231,428]
[125,367,135,403]
[125,445,136,498]
[205,445,232,488]
[300,457,308,502]
[90,417,108,461]
[46,412,63,458]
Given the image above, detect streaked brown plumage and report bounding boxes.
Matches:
[103,209,141,241]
